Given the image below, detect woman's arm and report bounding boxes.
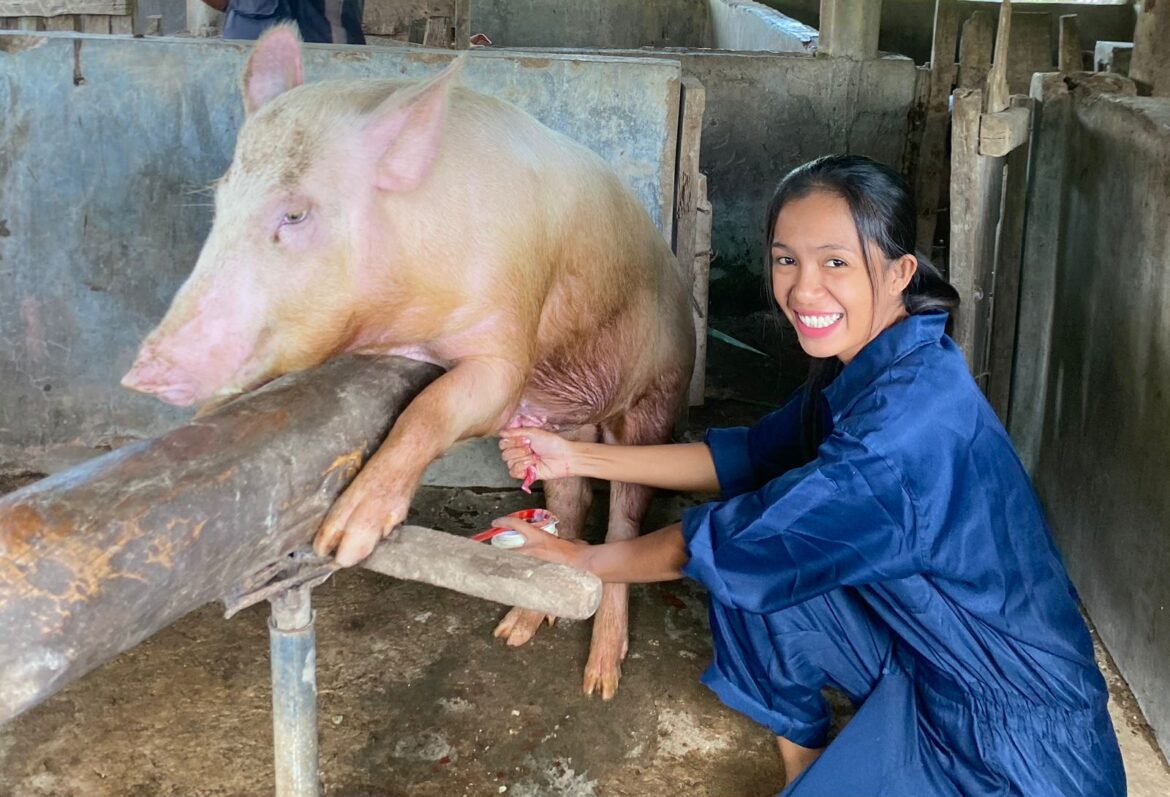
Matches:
[499,428,719,493]
[492,516,688,583]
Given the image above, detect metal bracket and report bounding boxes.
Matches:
[222,549,338,620]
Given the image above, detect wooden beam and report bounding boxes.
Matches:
[914,0,961,254]
[957,9,994,90]
[1058,14,1081,73]
[0,0,128,14]
[818,0,883,60]
[0,355,442,724]
[41,11,75,29]
[979,104,1031,157]
[363,525,600,621]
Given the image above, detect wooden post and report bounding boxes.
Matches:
[672,77,707,406]
[691,174,712,407]
[949,88,1004,380]
[818,0,883,60]
[914,0,961,255]
[987,94,1035,421]
[0,355,442,724]
[957,9,995,90]
[1058,14,1081,73]
[452,0,469,50]
[985,0,1013,113]
[1132,0,1170,97]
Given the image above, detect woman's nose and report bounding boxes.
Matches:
[792,262,824,299]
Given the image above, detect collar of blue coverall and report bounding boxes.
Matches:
[822,310,950,422]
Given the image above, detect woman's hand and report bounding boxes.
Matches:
[498,427,578,484]
[489,515,591,570]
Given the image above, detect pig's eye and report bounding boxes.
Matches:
[281,209,309,226]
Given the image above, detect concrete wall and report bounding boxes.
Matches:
[511,48,921,314]
[0,32,682,452]
[761,0,1135,65]
[1011,79,1170,758]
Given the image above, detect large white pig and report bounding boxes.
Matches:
[122,26,694,699]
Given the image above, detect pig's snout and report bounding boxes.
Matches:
[121,350,201,407]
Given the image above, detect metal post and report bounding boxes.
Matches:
[269,586,320,797]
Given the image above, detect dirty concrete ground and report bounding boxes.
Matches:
[2,317,1169,796]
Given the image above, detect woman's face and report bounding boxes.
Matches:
[770,191,916,363]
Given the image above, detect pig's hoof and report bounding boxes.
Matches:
[493,607,556,647]
[582,650,624,700]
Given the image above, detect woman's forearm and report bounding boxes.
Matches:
[572,442,719,492]
[579,523,689,583]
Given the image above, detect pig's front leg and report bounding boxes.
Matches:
[314,356,525,566]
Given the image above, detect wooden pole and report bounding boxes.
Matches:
[914,0,961,255]
[818,0,883,60]
[1058,14,1081,73]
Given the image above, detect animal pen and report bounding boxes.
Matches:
[1,0,1169,795]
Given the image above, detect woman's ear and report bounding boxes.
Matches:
[887,254,918,296]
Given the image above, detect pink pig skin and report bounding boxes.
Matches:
[123,25,694,699]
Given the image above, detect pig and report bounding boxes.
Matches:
[122,26,694,700]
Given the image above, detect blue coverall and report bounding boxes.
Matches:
[682,312,1126,796]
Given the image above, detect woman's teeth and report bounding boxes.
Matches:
[797,313,843,329]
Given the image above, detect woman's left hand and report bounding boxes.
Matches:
[489,515,591,571]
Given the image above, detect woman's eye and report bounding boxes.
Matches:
[282,209,309,225]
[825,258,847,268]
[773,256,796,267]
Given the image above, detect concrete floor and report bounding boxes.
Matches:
[2,320,1169,796]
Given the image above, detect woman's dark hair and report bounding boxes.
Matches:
[763,154,960,457]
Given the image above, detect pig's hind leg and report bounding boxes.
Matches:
[494,423,599,647]
[585,384,684,700]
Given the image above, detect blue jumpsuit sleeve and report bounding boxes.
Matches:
[682,431,923,614]
[706,390,806,498]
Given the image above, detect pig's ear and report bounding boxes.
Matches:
[242,24,305,116]
[365,56,466,193]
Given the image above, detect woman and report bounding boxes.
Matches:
[494,155,1126,796]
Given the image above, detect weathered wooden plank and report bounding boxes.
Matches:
[143,11,159,35]
[818,0,882,60]
[1058,14,1081,73]
[672,77,706,406]
[452,0,469,49]
[79,12,109,32]
[16,14,40,28]
[1006,11,1052,96]
[41,10,74,29]
[0,354,442,724]
[987,94,1034,422]
[914,0,961,254]
[985,0,1013,112]
[979,104,1030,157]
[108,7,129,33]
[422,11,451,48]
[957,9,994,90]
[0,0,128,14]
[364,525,601,621]
[949,88,1004,381]
[691,173,712,407]
[1132,0,1170,97]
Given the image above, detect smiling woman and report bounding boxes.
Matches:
[496,156,1125,795]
